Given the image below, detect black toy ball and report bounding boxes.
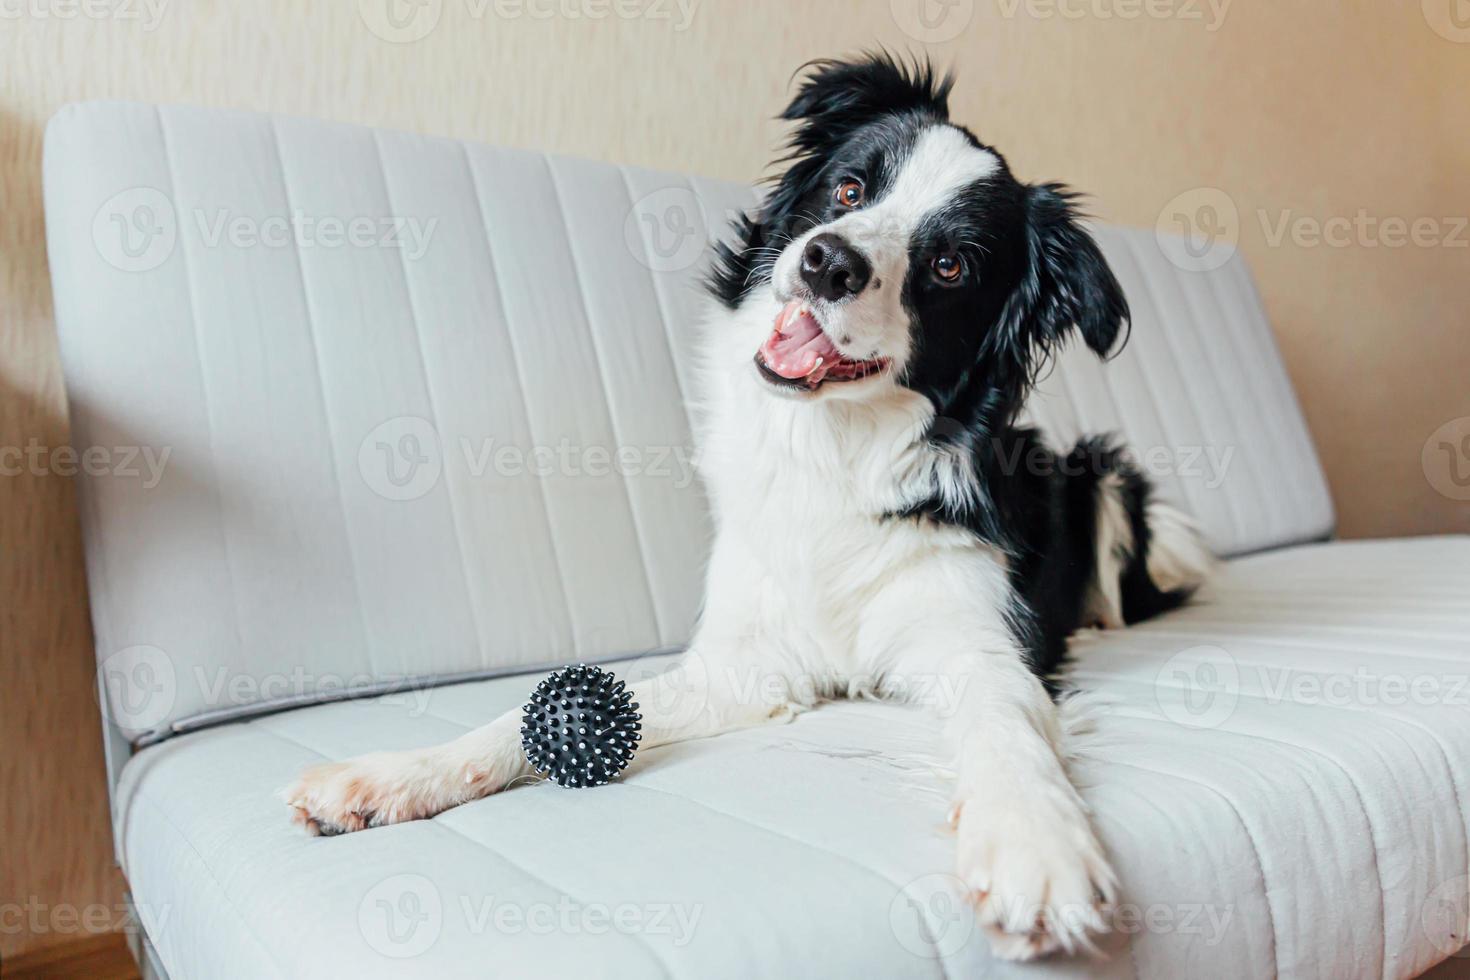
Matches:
[520,664,642,788]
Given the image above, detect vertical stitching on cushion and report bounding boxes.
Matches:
[460,143,580,654]
[1227,260,1335,538]
[617,167,697,438]
[267,117,376,677]
[544,156,664,647]
[128,793,293,979]
[1168,261,1272,555]
[1103,758,1281,976]
[155,105,249,684]
[1049,352,1102,460]
[1034,357,1085,446]
[429,818,675,979]
[620,782,952,980]
[371,132,488,670]
[1118,713,1390,977]
[1117,233,1227,529]
[1077,644,1470,979]
[1217,260,1311,528]
[1200,265,1297,546]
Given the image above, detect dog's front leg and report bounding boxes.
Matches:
[284,704,532,836]
[284,648,790,835]
[870,558,1116,960]
[944,649,1115,960]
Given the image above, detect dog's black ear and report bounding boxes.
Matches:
[781,52,953,159]
[708,53,954,310]
[995,183,1130,367]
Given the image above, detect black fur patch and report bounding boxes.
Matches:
[708,52,955,310]
[709,53,1195,684]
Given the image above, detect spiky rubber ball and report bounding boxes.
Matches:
[520,664,642,788]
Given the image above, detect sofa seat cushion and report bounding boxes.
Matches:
[114,536,1470,979]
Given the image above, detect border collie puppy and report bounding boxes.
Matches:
[286,54,1212,960]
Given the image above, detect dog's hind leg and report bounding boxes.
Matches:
[1068,436,1214,629]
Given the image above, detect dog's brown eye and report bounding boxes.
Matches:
[834,180,864,208]
[932,252,963,282]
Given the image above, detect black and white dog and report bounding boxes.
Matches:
[287,54,1212,960]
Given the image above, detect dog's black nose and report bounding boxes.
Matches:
[800,233,871,301]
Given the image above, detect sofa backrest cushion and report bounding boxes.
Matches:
[44,102,1333,742]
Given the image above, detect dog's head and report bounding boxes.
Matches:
[711,53,1129,421]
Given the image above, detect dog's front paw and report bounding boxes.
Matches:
[952,798,1117,960]
[283,750,476,836]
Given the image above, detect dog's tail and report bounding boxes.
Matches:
[1071,436,1215,629]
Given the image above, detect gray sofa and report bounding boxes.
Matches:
[44,100,1470,979]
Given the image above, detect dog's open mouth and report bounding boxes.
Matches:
[754,301,888,392]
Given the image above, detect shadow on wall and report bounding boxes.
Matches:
[0,104,126,961]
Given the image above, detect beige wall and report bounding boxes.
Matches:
[3,0,1466,960]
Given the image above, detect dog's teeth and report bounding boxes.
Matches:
[808,357,824,377]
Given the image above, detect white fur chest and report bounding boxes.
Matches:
[693,353,989,676]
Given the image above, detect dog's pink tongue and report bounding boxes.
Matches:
[759,302,840,382]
